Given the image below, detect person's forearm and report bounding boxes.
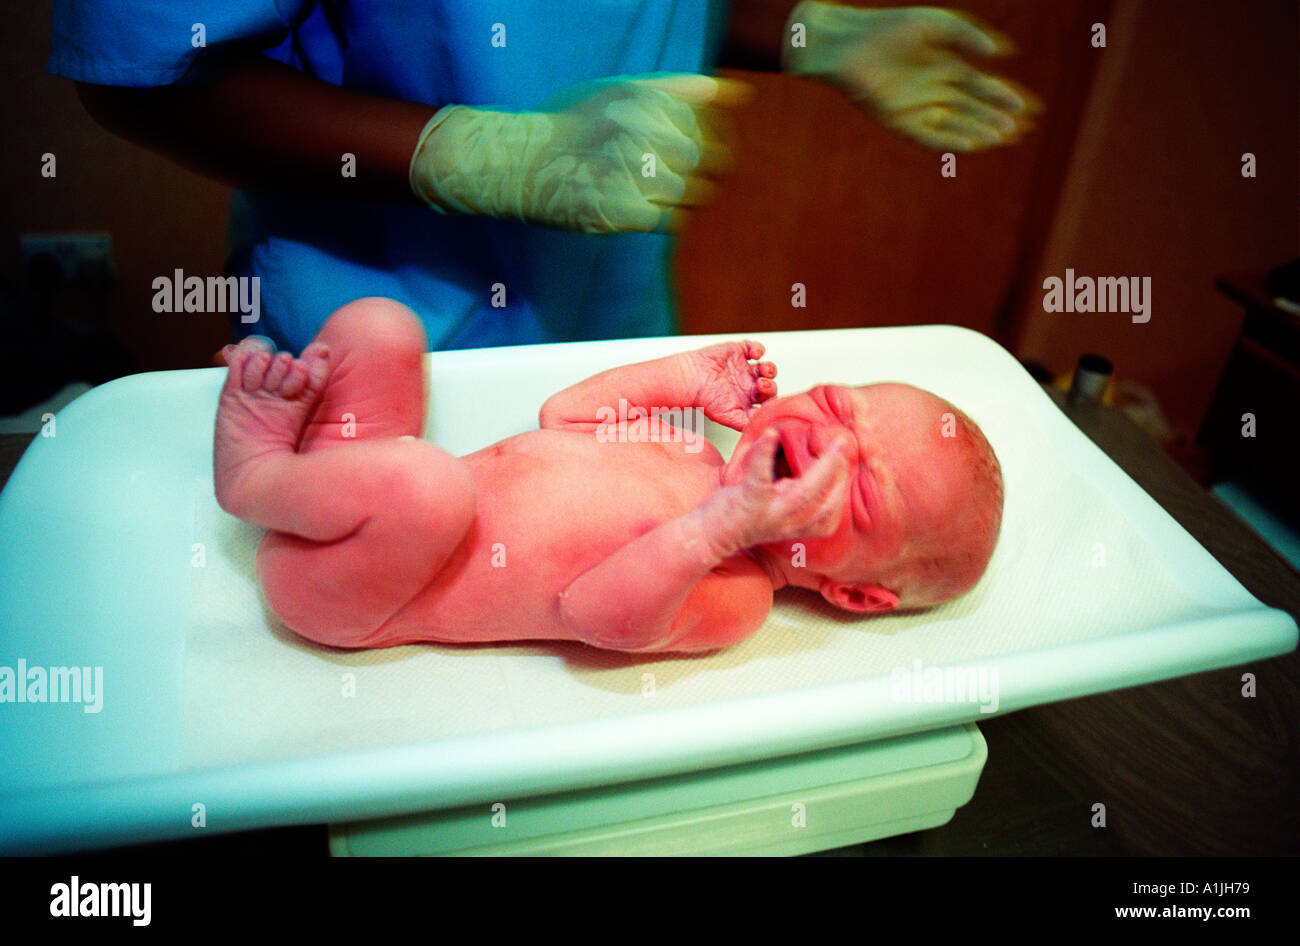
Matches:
[718,0,803,71]
[538,351,700,429]
[75,51,436,204]
[557,497,746,650]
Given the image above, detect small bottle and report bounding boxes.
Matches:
[1067,354,1113,406]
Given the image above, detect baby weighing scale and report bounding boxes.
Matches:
[1,327,1292,855]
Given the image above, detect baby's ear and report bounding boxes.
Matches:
[819,581,899,613]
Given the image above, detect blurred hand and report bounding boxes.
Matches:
[410,73,747,233]
[782,1,1035,152]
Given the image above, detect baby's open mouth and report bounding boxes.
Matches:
[773,442,795,480]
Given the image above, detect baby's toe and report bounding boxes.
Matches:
[241,351,273,393]
[222,346,248,388]
[264,352,293,392]
[238,336,275,358]
[300,341,330,365]
[299,343,332,391]
[279,360,310,400]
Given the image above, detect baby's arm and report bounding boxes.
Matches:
[539,341,777,433]
[558,429,850,651]
[558,507,770,652]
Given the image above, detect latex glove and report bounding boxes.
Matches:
[782,1,1032,151]
[409,74,742,233]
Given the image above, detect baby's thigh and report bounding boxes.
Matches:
[256,437,475,648]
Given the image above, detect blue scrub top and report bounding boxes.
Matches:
[50,0,727,352]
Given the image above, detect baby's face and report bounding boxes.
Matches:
[726,383,997,609]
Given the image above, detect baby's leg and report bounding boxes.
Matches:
[253,438,474,648]
[214,318,474,648]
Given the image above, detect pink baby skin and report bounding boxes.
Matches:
[214,298,1003,654]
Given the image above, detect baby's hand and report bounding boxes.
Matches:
[687,340,778,431]
[716,428,851,551]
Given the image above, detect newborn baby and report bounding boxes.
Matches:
[214,298,1003,653]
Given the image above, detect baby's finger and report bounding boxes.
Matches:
[744,429,782,486]
[803,491,847,538]
[744,340,765,361]
[806,460,852,528]
[796,439,850,501]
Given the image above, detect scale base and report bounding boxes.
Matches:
[330,723,987,856]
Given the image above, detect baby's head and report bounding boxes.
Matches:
[728,382,1003,612]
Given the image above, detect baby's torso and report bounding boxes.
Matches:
[381,427,727,644]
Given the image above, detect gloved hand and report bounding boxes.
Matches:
[782,1,1032,152]
[409,74,743,233]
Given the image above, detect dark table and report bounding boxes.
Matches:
[1,386,1296,856]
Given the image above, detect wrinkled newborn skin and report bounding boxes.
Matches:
[213,298,1003,654]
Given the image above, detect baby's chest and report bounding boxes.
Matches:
[477,429,716,499]
[466,438,719,561]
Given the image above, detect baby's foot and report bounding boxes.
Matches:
[689,340,778,431]
[214,337,331,512]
